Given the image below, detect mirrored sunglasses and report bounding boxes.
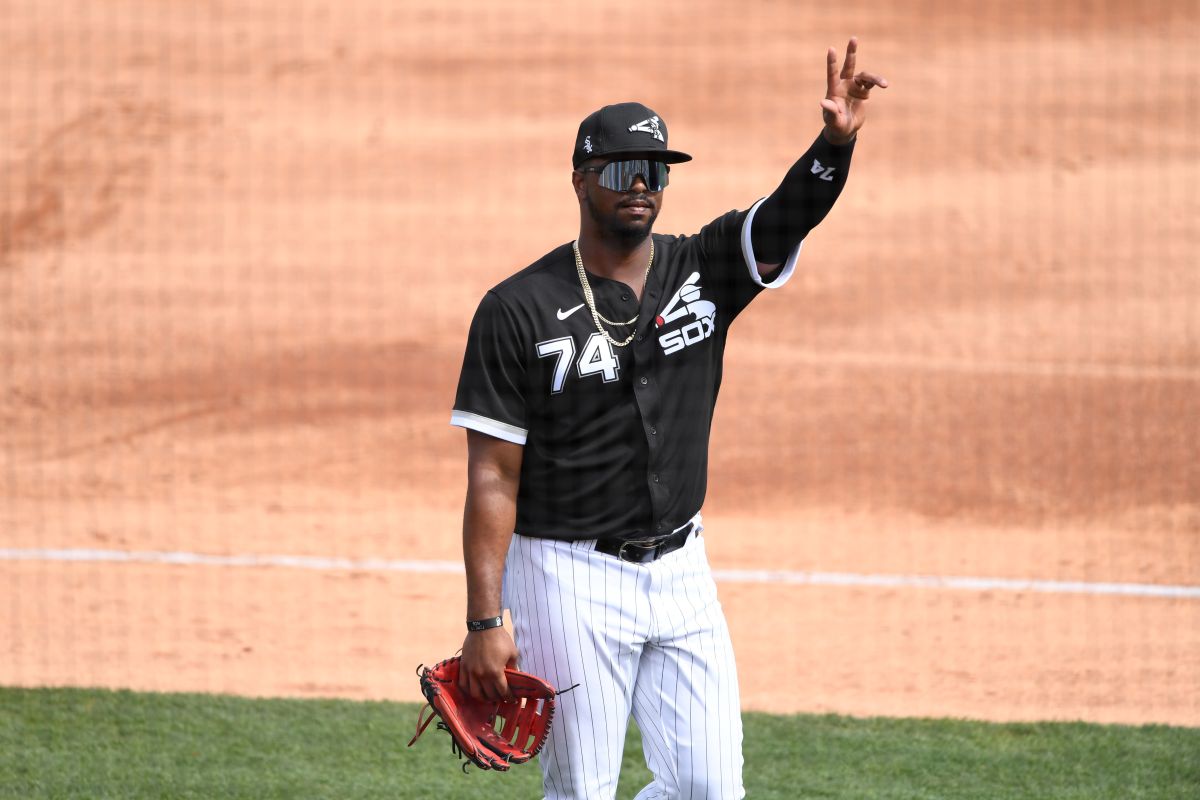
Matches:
[579,159,670,192]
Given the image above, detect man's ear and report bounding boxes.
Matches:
[571,170,587,202]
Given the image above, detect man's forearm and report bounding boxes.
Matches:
[463,480,516,620]
[462,433,523,621]
[750,131,857,265]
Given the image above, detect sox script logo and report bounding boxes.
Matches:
[656,272,716,355]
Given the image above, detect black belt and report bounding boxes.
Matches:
[594,523,695,564]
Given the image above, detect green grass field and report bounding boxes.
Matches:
[2,687,1196,799]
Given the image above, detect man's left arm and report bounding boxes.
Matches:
[751,37,888,275]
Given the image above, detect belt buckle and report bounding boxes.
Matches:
[617,537,664,564]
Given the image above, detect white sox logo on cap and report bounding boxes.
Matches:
[572,102,691,168]
[627,116,665,143]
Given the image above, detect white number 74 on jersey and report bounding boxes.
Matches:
[536,333,620,394]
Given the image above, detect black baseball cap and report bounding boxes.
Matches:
[572,102,692,169]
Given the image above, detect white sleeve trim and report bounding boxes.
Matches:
[740,196,803,289]
[450,410,528,446]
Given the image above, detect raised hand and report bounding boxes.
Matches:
[821,37,888,145]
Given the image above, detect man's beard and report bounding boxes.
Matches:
[584,191,658,245]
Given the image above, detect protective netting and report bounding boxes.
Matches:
[1,0,1197,724]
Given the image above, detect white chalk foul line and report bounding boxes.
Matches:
[0,548,464,575]
[710,568,1200,599]
[777,349,1200,382]
[2,548,1198,599]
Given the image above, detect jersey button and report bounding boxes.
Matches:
[621,293,630,302]
[639,376,648,385]
[652,473,660,483]
[649,426,657,435]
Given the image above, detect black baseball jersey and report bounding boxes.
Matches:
[451,199,801,541]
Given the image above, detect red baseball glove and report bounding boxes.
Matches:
[407,656,559,771]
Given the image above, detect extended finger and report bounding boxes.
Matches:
[826,47,838,94]
[848,72,887,99]
[840,36,858,80]
[854,71,889,89]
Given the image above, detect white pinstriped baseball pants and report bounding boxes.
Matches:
[502,518,745,800]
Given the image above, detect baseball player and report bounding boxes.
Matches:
[450,39,886,799]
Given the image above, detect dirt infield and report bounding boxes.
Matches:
[2,1,1198,726]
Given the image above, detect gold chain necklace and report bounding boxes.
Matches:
[572,239,654,348]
